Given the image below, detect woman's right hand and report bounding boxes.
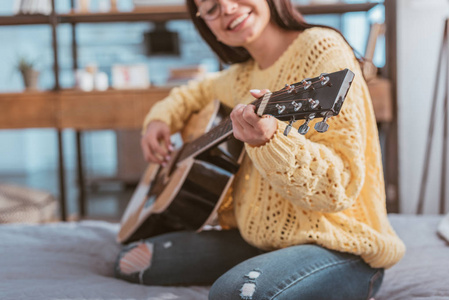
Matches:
[141,121,173,165]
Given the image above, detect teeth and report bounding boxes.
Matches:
[229,13,249,30]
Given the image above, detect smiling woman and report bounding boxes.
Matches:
[195,0,272,49]
[114,0,405,299]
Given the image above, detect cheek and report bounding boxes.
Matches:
[205,21,224,39]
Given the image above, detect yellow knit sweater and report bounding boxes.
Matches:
[143,27,405,269]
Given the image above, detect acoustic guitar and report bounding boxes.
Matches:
[117,68,355,244]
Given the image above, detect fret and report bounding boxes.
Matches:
[256,92,272,116]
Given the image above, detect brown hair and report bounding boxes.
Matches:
[185,0,358,65]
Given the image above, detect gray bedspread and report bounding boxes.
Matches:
[0,215,447,300]
[377,214,449,300]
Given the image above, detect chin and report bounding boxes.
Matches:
[228,31,260,47]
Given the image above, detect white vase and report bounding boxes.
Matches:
[21,69,39,91]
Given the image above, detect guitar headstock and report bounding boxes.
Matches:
[254,68,355,135]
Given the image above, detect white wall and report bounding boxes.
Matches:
[397,0,449,214]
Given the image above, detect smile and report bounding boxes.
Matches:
[228,12,251,30]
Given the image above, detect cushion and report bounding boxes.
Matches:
[0,183,58,223]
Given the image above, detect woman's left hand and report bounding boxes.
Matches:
[230,89,278,147]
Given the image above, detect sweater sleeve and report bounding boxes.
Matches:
[142,71,225,134]
[245,33,369,213]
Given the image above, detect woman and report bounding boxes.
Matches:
[115,0,405,299]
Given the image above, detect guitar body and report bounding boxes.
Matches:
[117,100,244,244]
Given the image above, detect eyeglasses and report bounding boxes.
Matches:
[196,0,239,21]
[196,0,221,21]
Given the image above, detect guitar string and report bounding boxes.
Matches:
[180,79,333,158]
[251,79,330,106]
[196,79,331,139]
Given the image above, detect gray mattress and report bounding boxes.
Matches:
[0,214,447,300]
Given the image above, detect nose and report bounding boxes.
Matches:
[219,0,238,15]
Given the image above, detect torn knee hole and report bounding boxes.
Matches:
[240,269,261,299]
[241,283,256,299]
[118,242,153,275]
[246,270,261,279]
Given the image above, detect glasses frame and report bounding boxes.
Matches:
[195,0,222,21]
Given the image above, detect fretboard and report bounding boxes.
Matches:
[175,89,279,164]
[177,117,234,164]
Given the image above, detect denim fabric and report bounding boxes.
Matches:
[115,230,383,300]
[115,230,263,286]
[209,243,384,300]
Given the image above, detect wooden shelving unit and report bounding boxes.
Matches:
[0,1,385,220]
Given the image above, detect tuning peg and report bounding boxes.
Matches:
[275,104,286,114]
[319,73,331,86]
[314,112,331,133]
[300,78,312,90]
[291,100,302,111]
[284,84,296,94]
[298,113,316,135]
[284,117,296,136]
[308,98,320,109]
[298,120,310,135]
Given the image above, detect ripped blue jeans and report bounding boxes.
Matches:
[114,230,384,300]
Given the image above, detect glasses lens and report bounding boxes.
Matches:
[199,0,219,20]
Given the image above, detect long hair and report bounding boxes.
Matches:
[185,0,358,65]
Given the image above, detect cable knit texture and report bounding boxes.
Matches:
[143,27,405,269]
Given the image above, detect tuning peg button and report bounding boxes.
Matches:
[284,117,296,136]
[284,124,292,136]
[298,123,310,135]
[314,112,331,133]
[298,114,315,135]
[314,121,329,133]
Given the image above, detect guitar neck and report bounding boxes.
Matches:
[176,69,355,165]
[177,117,234,163]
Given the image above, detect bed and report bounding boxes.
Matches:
[0,214,447,300]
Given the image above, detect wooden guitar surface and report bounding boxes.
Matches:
[117,100,244,243]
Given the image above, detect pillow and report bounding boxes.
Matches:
[0,183,57,223]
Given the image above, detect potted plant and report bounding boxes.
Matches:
[17,57,39,91]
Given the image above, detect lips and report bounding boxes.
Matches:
[227,12,251,30]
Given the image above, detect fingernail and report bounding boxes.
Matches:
[165,156,171,161]
[250,89,261,94]
[168,145,174,152]
[162,162,167,167]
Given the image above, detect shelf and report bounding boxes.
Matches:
[59,6,188,23]
[0,88,171,130]
[0,14,50,26]
[60,3,379,23]
[0,90,58,128]
[299,2,378,15]
[0,2,380,26]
